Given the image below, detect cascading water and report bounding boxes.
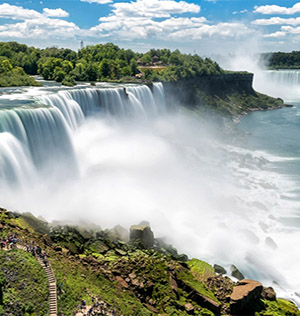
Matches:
[254,69,300,101]
[0,80,300,307]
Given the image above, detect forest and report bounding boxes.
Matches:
[0,41,223,86]
[261,51,300,69]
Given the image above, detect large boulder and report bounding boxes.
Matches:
[261,287,276,301]
[230,279,263,315]
[130,224,154,249]
[231,265,245,280]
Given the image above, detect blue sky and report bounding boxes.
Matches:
[0,0,299,55]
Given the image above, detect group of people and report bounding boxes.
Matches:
[0,232,18,250]
[26,242,49,267]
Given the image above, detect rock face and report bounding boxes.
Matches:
[130,225,154,249]
[230,279,263,315]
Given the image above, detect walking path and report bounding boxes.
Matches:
[36,255,58,316]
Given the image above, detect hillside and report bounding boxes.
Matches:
[0,208,299,316]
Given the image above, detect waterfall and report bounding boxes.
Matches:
[0,132,35,186]
[0,83,166,186]
[265,70,300,87]
[254,70,300,101]
[38,83,167,128]
[0,107,77,186]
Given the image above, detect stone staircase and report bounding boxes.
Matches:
[36,256,58,316]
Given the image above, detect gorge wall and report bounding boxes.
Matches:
[162,72,285,118]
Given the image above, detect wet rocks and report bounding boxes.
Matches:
[214,264,227,275]
[231,265,245,280]
[262,287,276,301]
[230,279,263,315]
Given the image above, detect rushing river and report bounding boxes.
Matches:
[0,73,299,306]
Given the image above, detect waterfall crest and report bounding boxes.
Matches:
[38,83,166,128]
[265,70,300,87]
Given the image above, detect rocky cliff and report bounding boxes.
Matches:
[163,72,287,118]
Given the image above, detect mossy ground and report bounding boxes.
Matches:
[0,249,49,316]
[257,299,300,316]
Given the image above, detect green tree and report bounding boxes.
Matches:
[0,58,13,73]
[98,58,110,79]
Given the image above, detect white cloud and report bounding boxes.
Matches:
[89,0,252,42]
[170,22,253,40]
[0,4,79,41]
[110,0,200,18]
[252,17,300,26]
[0,3,41,20]
[254,3,300,15]
[0,18,80,39]
[263,31,286,38]
[81,0,113,4]
[43,8,69,18]
[281,25,300,34]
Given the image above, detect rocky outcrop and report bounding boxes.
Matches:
[130,224,154,249]
[230,279,263,315]
[262,287,276,301]
[163,73,254,108]
[163,73,286,118]
[231,265,245,280]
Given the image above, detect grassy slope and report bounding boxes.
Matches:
[0,249,49,315]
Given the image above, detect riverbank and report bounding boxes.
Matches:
[1,208,299,315]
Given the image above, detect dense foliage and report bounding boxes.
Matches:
[261,51,300,69]
[0,41,224,86]
[0,55,41,87]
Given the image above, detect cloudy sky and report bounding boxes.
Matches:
[0,0,299,55]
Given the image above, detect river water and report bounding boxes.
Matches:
[0,73,299,306]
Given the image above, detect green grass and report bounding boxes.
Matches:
[0,249,49,315]
[256,299,300,316]
[188,259,215,282]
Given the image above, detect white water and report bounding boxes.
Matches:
[0,80,299,306]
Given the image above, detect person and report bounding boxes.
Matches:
[43,254,48,267]
[0,239,7,249]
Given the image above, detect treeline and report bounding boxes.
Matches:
[0,41,224,86]
[261,51,300,69]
